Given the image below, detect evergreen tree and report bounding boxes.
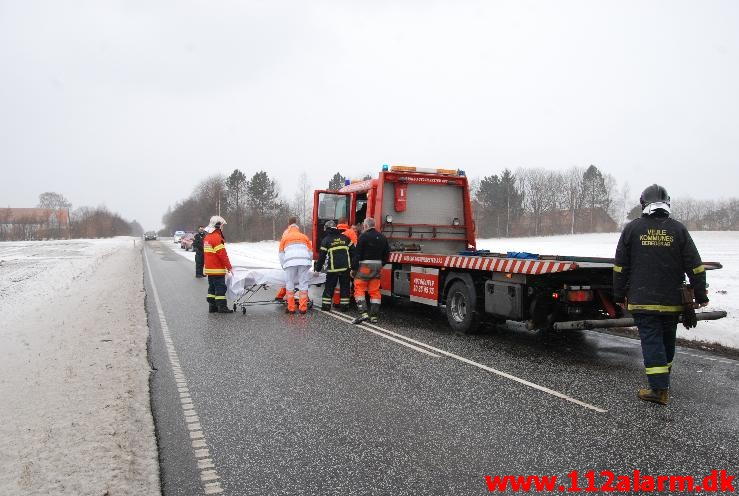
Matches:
[328,172,346,190]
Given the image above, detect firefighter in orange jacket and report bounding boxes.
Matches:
[203,215,233,313]
[273,224,293,303]
[278,217,314,314]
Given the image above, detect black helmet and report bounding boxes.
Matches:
[639,184,670,209]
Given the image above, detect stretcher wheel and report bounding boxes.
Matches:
[242,307,246,315]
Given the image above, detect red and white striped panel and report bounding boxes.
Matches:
[387,252,577,274]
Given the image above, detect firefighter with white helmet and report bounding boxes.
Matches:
[203,215,234,313]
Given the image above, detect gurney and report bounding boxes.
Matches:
[226,266,326,314]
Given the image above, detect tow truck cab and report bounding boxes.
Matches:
[312,165,475,258]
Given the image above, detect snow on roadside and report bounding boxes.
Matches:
[0,238,160,495]
[172,238,281,269]
[173,232,737,348]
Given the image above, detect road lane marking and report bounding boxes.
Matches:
[319,309,440,358]
[331,310,607,413]
[144,247,225,495]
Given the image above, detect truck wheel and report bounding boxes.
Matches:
[446,280,480,335]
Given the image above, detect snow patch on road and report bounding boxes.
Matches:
[0,238,160,495]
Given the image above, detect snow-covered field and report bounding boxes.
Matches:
[174,231,738,348]
[0,238,159,495]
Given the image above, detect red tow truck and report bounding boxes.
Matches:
[311,165,726,334]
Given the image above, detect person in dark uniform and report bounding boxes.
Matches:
[613,184,708,405]
[351,218,390,324]
[315,220,354,311]
[193,225,206,278]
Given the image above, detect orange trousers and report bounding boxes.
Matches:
[354,277,381,304]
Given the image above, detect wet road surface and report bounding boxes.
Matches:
[143,240,739,495]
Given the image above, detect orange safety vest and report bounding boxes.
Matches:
[203,229,232,275]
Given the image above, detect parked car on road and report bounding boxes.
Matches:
[144,231,158,241]
[173,230,186,243]
[180,232,195,251]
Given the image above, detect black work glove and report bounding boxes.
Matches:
[680,286,698,329]
[682,305,698,329]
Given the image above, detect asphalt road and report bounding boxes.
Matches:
[143,240,739,495]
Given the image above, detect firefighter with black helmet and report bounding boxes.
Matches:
[315,220,354,311]
[613,184,708,405]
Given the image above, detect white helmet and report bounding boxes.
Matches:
[206,215,227,232]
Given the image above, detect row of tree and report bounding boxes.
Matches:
[162,166,738,243]
[472,165,624,237]
[0,192,142,241]
[162,170,291,241]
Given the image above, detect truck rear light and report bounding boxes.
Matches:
[566,290,594,302]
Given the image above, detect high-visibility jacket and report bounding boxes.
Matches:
[316,228,354,273]
[613,213,707,313]
[337,223,357,246]
[279,225,313,268]
[203,229,232,276]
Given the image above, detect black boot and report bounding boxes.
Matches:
[217,300,234,313]
[369,303,380,324]
[352,300,369,324]
[321,303,332,311]
[207,297,217,313]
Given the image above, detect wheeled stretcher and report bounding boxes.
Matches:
[226,267,326,314]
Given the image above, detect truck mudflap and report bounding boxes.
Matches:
[552,311,727,331]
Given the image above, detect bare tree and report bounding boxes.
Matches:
[561,167,584,234]
[37,192,72,210]
[292,172,312,229]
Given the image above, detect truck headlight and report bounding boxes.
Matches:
[452,217,460,226]
[385,215,393,224]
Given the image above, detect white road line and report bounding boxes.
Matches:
[319,310,440,357]
[144,247,225,495]
[331,310,607,413]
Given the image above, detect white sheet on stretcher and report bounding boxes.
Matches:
[226,267,326,300]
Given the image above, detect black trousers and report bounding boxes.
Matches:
[633,313,678,390]
[195,251,204,276]
[322,271,351,307]
[207,275,227,304]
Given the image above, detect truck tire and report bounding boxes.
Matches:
[445,280,480,335]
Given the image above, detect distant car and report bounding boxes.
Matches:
[180,232,195,251]
[173,230,186,243]
[144,231,158,241]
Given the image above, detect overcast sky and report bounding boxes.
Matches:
[1,1,738,230]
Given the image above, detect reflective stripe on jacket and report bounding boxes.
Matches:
[279,225,313,268]
[203,229,232,275]
[316,228,353,272]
